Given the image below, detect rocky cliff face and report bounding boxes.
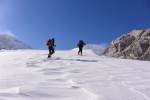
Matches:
[103,29,150,61]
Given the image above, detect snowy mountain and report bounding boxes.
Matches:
[73,44,107,55]
[84,44,107,55]
[0,49,150,100]
[0,33,32,50]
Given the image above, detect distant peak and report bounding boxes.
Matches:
[0,33,33,50]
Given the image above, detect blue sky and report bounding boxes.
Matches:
[0,0,150,50]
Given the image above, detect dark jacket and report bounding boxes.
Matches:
[77,40,86,47]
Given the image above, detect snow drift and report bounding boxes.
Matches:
[0,49,150,100]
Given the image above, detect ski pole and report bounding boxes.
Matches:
[53,46,55,58]
[84,45,86,56]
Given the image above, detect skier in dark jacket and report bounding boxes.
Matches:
[47,38,56,58]
[77,40,86,56]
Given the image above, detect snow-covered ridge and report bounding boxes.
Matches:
[73,44,107,55]
[84,44,107,55]
[0,33,32,50]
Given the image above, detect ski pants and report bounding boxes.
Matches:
[48,46,55,55]
[78,46,83,55]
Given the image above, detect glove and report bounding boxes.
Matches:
[54,45,56,47]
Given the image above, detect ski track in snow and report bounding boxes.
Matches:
[0,50,150,100]
[122,81,150,100]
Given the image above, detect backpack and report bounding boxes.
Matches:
[79,40,83,44]
[77,40,83,47]
[46,39,51,46]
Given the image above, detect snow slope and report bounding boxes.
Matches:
[0,49,150,100]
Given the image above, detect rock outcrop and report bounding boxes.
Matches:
[103,29,150,61]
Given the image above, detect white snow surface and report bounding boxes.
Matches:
[0,49,150,100]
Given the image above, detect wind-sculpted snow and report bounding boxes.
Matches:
[0,49,150,100]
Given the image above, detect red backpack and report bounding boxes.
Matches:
[46,39,51,46]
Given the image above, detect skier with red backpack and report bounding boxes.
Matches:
[77,40,86,56]
[46,38,56,58]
